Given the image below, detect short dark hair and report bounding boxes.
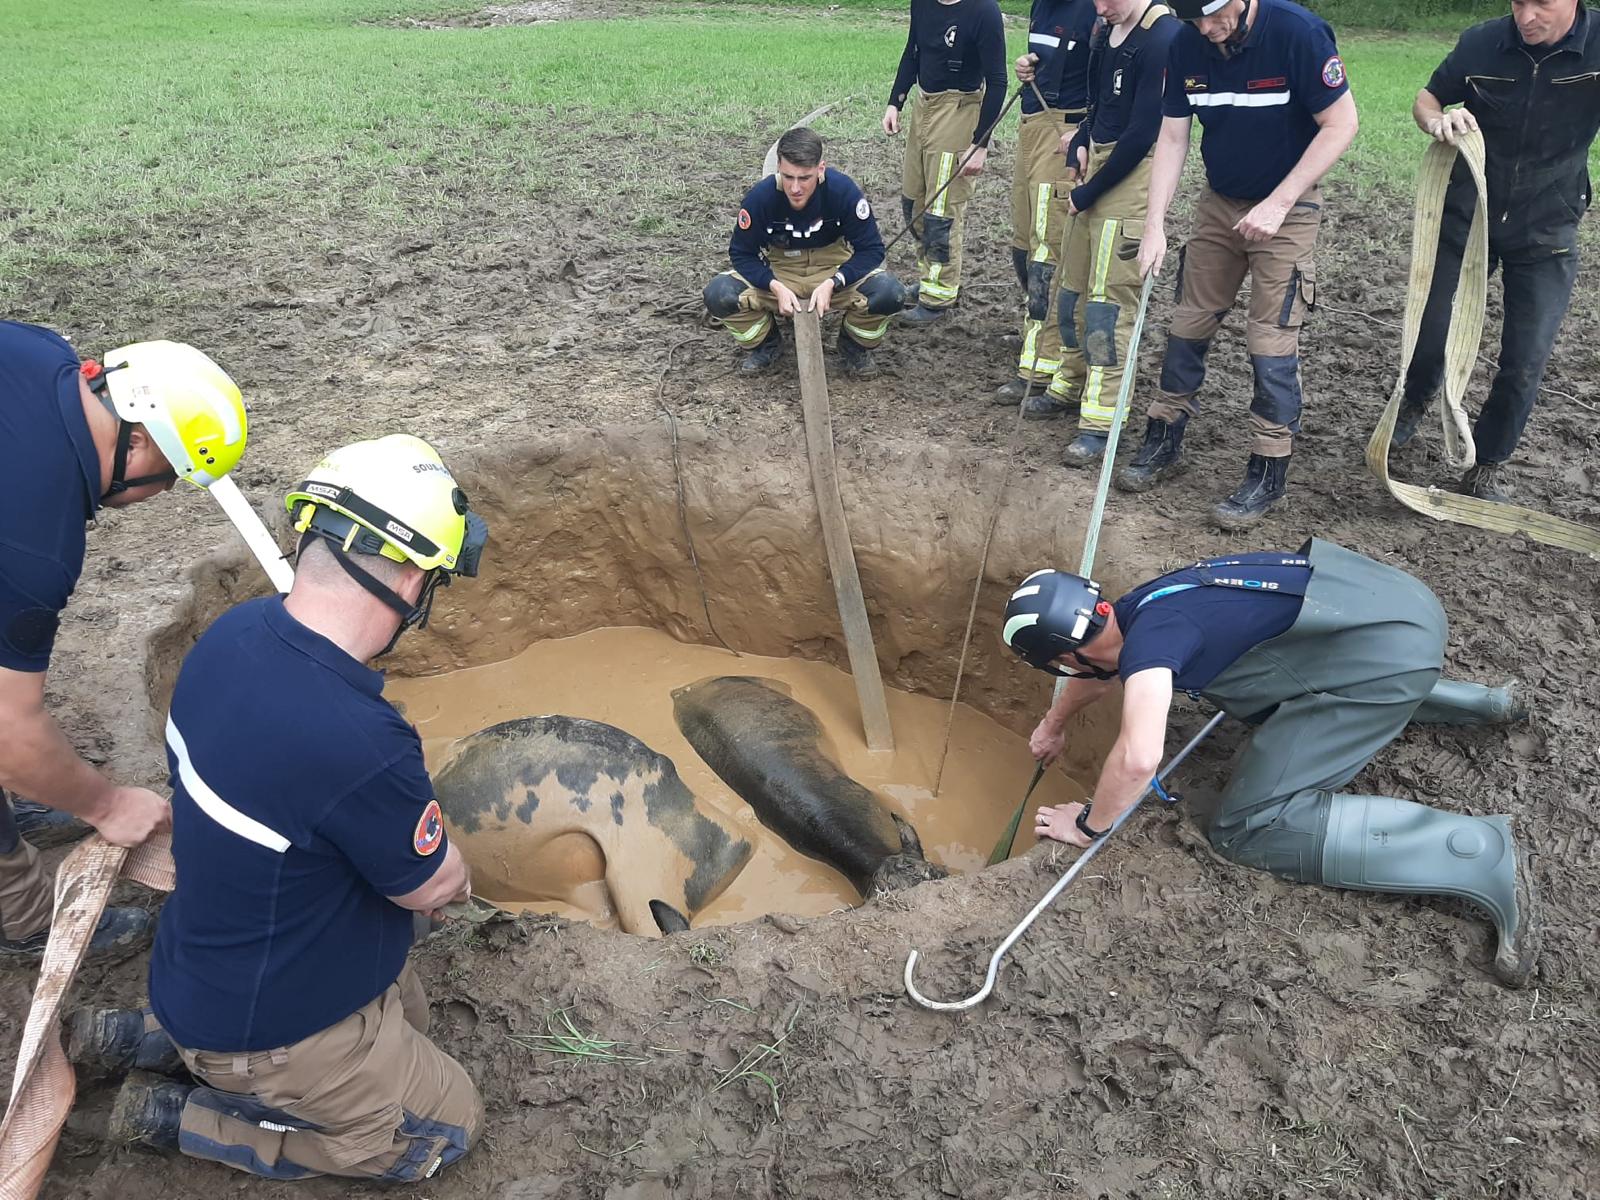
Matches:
[776,127,824,168]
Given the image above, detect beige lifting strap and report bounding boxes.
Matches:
[1366,130,1600,558]
[0,836,176,1200]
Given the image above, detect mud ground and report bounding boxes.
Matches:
[4,9,1600,1194]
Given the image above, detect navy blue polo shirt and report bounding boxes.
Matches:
[150,595,448,1052]
[1112,553,1310,692]
[0,321,101,672]
[730,170,885,290]
[1163,0,1349,201]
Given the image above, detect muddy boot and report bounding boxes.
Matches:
[1391,395,1429,447]
[836,330,878,381]
[739,326,783,375]
[1115,416,1188,493]
[1412,678,1527,726]
[108,1071,194,1152]
[1062,431,1108,468]
[993,377,1030,406]
[66,1008,184,1080]
[1022,393,1077,420]
[1322,796,1539,987]
[7,797,91,849]
[899,303,950,328]
[1213,453,1289,530]
[0,906,154,965]
[1458,462,1510,503]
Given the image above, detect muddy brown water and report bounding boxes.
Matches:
[388,626,1094,927]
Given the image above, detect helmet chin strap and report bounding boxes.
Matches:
[96,394,177,498]
[301,533,447,658]
[1218,0,1254,57]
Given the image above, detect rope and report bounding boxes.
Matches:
[1364,130,1600,559]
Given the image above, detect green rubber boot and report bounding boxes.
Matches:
[1411,678,1527,726]
[1321,795,1539,987]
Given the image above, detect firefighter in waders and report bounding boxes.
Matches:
[1050,0,1181,459]
[884,0,1009,324]
[704,127,907,380]
[86,435,489,1180]
[0,322,248,965]
[1394,0,1600,502]
[1123,0,1358,529]
[995,0,1099,412]
[1001,541,1540,987]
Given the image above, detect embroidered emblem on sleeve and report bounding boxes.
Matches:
[414,799,444,856]
[855,197,871,220]
[737,208,752,230]
[1321,56,1346,88]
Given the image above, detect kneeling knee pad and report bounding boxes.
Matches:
[1026,262,1055,322]
[703,274,744,319]
[860,273,908,316]
[1057,288,1080,349]
[922,214,954,263]
[1084,300,1122,367]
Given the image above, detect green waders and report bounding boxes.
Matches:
[1198,538,1538,985]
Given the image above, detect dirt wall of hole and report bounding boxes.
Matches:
[145,426,1165,779]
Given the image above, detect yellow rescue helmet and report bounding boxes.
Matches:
[283,434,486,576]
[92,340,248,489]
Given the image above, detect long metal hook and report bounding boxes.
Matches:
[904,712,1227,1012]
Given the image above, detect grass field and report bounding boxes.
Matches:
[0,0,1569,290]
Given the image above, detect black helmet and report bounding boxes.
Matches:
[1168,0,1232,17]
[1001,569,1113,676]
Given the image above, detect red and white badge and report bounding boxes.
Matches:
[737,207,752,230]
[1322,56,1346,88]
[414,799,444,856]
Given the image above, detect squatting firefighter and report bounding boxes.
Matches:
[0,321,248,963]
[1124,0,1358,529]
[86,435,489,1181]
[704,126,908,380]
[1393,0,1600,502]
[1002,541,1539,986]
[995,0,1099,411]
[1048,0,1182,456]
[884,0,1008,324]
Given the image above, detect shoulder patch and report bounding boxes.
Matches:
[1321,55,1346,89]
[414,799,444,857]
[855,197,871,220]
[737,207,752,231]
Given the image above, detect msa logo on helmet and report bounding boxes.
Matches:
[304,483,341,500]
[384,520,415,543]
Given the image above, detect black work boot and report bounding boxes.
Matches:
[836,329,878,381]
[1391,395,1429,447]
[8,797,91,849]
[993,377,1030,405]
[1458,462,1510,503]
[1115,417,1188,493]
[739,326,783,374]
[1062,431,1108,468]
[108,1071,194,1152]
[66,1008,184,1080]
[0,906,154,966]
[1213,453,1290,530]
[1022,393,1077,420]
[899,303,950,327]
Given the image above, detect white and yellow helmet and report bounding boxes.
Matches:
[85,340,247,489]
[284,434,486,577]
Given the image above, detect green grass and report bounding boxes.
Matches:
[0,0,1575,292]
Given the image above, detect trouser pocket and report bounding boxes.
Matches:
[1277,258,1316,328]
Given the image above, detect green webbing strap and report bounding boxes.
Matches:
[1366,130,1600,559]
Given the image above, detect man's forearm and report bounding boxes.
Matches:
[0,701,119,821]
[1267,119,1357,209]
[1084,737,1161,829]
[1041,677,1112,731]
[1146,120,1191,230]
[1414,87,1444,134]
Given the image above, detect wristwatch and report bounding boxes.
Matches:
[1075,803,1109,841]
[832,271,847,289]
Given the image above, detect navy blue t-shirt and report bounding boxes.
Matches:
[1021,0,1098,115]
[1071,9,1181,211]
[730,170,886,291]
[0,321,101,673]
[150,596,447,1052]
[889,0,1010,145]
[1113,553,1310,692]
[1162,0,1349,201]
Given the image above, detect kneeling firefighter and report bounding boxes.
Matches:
[1002,538,1539,986]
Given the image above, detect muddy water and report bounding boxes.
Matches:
[388,627,1091,928]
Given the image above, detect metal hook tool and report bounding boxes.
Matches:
[904,711,1226,1012]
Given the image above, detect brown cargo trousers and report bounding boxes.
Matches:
[1050,142,1154,428]
[708,242,896,349]
[0,793,52,942]
[173,963,483,1182]
[1148,186,1321,456]
[902,87,983,310]
[1008,108,1084,385]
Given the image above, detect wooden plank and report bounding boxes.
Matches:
[791,308,895,753]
